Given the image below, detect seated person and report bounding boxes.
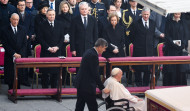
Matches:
[102,68,145,111]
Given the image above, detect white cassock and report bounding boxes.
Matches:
[102,77,145,111]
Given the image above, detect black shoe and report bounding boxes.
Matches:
[21,81,31,87]
[136,83,142,87]
[51,95,57,99]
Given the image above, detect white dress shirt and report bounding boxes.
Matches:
[49,0,55,10]
[81,15,88,25]
[142,18,149,28]
[48,20,54,27]
[11,24,17,34]
[131,8,137,15]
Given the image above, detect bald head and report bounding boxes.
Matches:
[10,13,19,27]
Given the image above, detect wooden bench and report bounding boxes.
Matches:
[9,57,107,103]
[108,56,190,89]
[8,86,183,102]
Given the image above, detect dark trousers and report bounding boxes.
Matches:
[41,73,58,88]
[135,71,150,86]
[75,90,98,111]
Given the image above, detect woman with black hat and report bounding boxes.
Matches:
[34,1,49,44]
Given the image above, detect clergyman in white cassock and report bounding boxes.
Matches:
[102,68,145,111]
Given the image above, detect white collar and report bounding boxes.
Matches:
[142,18,149,27]
[93,47,98,55]
[81,15,88,18]
[48,20,54,24]
[91,0,99,4]
[130,8,136,12]
[11,24,17,31]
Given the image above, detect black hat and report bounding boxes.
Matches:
[38,1,49,11]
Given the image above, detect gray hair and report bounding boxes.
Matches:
[11,13,19,19]
[94,38,108,47]
[142,7,150,12]
[108,12,119,22]
[111,68,121,76]
[79,1,88,9]
[47,8,55,13]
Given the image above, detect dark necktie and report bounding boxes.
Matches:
[50,22,53,28]
[145,22,148,29]
[84,17,87,28]
[133,11,136,16]
[14,28,17,34]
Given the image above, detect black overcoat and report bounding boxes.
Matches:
[102,24,125,58]
[2,25,27,84]
[76,48,104,94]
[70,15,98,56]
[130,18,156,71]
[38,20,65,73]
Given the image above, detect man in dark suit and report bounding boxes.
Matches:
[75,38,110,111]
[17,0,34,56]
[70,1,98,57]
[2,13,27,90]
[45,0,61,15]
[129,7,156,86]
[38,9,65,88]
[16,0,34,86]
[122,0,142,56]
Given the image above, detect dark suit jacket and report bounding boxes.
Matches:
[45,0,61,15]
[130,18,156,71]
[70,15,98,56]
[17,10,34,37]
[2,25,27,84]
[38,20,65,73]
[38,20,65,57]
[76,48,104,95]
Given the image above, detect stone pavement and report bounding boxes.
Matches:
[0,73,189,111]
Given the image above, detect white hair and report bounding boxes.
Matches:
[79,1,88,9]
[142,7,150,12]
[111,68,121,76]
[11,13,19,19]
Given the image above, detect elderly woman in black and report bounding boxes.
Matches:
[34,1,49,44]
[163,13,188,86]
[103,12,125,58]
[102,12,125,76]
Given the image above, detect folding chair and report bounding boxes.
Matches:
[32,44,41,88]
[65,44,76,87]
[0,47,5,87]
